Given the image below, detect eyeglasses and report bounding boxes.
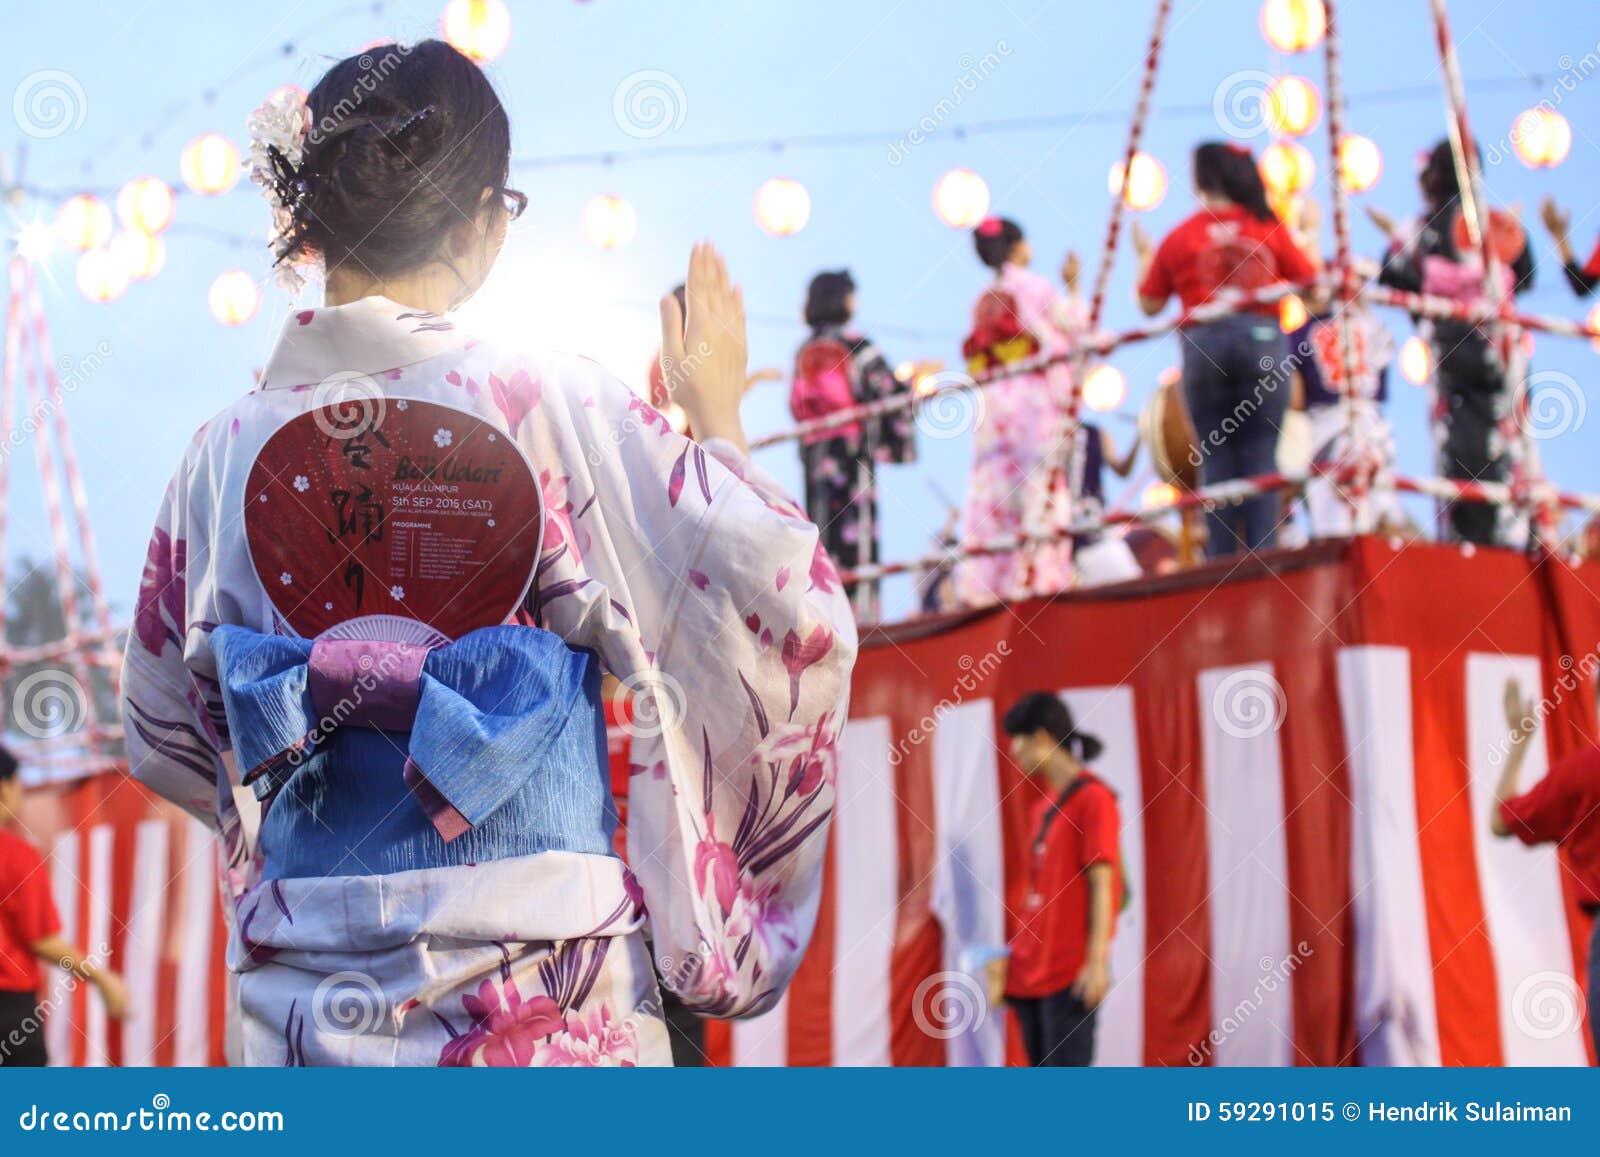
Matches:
[496,186,527,221]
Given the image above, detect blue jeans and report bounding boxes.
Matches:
[1181,315,1290,559]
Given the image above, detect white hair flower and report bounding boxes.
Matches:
[246,90,314,296]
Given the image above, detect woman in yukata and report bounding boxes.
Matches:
[956,216,1089,606]
[119,40,856,1067]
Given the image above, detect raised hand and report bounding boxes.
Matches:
[660,241,750,453]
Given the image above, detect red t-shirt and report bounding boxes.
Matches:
[1138,204,1317,313]
[0,827,61,993]
[1582,235,1600,282]
[1006,772,1122,999]
[1498,747,1600,910]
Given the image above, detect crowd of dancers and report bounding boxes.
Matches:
[757,134,1599,623]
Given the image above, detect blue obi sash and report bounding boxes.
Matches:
[210,624,616,881]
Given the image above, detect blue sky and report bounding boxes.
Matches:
[7,0,1600,621]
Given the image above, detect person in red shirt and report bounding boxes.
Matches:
[0,746,128,1066]
[1134,141,1318,560]
[1490,681,1600,1058]
[989,692,1122,1066]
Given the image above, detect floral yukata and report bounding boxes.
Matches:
[120,296,856,1066]
[957,262,1088,606]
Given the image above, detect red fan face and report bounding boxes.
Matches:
[244,397,542,640]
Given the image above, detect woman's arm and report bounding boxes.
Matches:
[30,934,128,1020]
[1101,427,1139,477]
[1490,678,1537,837]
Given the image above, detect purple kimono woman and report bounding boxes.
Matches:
[120,40,855,1066]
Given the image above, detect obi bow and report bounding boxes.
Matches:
[210,623,597,842]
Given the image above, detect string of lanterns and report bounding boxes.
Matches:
[11,0,1575,325]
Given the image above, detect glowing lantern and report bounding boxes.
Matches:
[180,133,241,195]
[1142,482,1180,510]
[1588,304,1600,355]
[581,194,637,250]
[15,221,55,264]
[1338,134,1382,192]
[76,248,129,303]
[110,230,166,281]
[1259,141,1315,196]
[1399,336,1432,384]
[115,176,175,235]
[1108,152,1167,211]
[1082,365,1127,412]
[1266,76,1321,137]
[441,0,512,63]
[932,168,991,228]
[209,270,260,326]
[1260,0,1326,52]
[56,195,112,252]
[1512,107,1571,170]
[754,177,811,237]
[1279,294,1308,334]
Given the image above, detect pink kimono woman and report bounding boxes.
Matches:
[957,261,1088,606]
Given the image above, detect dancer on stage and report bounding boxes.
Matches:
[0,746,128,1065]
[790,269,924,621]
[120,40,855,1067]
[958,218,1089,604]
[1134,142,1318,559]
[1370,138,1535,547]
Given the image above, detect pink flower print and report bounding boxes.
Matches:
[540,470,588,565]
[728,877,798,974]
[488,369,542,435]
[780,624,835,716]
[295,310,314,326]
[694,835,741,913]
[775,565,790,591]
[626,393,671,437]
[439,976,566,1067]
[688,569,709,591]
[134,527,186,657]
[808,540,841,594]
[530,1005,639,1068]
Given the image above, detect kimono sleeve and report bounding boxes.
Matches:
[528,362,858,1019]
[120,453,230,829]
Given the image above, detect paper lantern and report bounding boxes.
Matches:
[110,230,166,281]
[115,176,175,235]
[1259,141,1315,196]
[933,168,991,228]
[1266,76,1321,138]
[441,0,512,63]
[1142,482,1180,510]
[1082,365,1127,412]
[1108,152,1167,211]
[1588,305,1600,355]
[581,193,637,250]
[1337,134,1382,192]
[56,194,112,252]
[181,133,241,195]
[76,248,129,303]
[1512,107,1571,170]
[1260,0,1326,52]
[754,177,811,237]
[209,270,260,325]
[1279,294,1308,334]
[1399,336,1432,384]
